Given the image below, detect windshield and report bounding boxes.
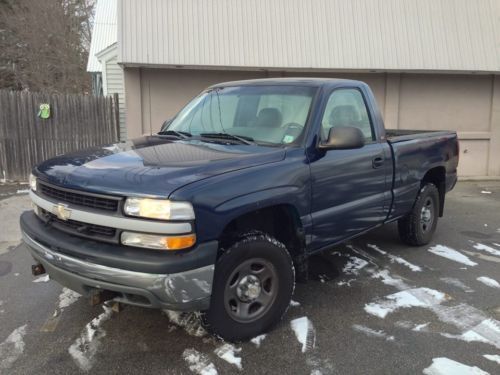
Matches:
[162,85,317,146]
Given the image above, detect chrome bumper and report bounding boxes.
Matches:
[22,232,214,311]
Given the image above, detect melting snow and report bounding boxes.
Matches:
[440,277,474,293]
[472,243,500,257]
[163,310,207,337]
[423,357,488,375]
[291,317,316,353]
[367,244,387,255]
[364,288,448,319]
[388,255,422,272]
[480,190,492,194]
[214,343,242,370]
[477,276,500,289]
[428,245,477,266]
[483,354,500,364]
[58,288,81,309]
[0,325,27,371]
[352,324,394,341]
[183,348,218,375]
[413,323,430,332]
[32,274,50,283]
[290,300,301,307]
[68,305,113,372]
[342,256,369,275]
[250,334,267,348]
[367,244,421,271]
[369,269,409,289]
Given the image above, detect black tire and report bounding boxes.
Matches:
[398,183,440,246]
[204,233,295,341]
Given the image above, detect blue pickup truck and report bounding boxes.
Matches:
[21,78,459,341]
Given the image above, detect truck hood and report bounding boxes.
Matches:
[35,136,286,197]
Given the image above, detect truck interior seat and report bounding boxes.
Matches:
[328,105,359,127]
[255,108,283,128]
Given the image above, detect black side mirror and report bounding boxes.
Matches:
[319,126,365,150]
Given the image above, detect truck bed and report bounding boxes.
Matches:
[384,129,459,222]
[386,129,455,143]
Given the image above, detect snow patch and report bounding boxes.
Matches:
[214,343,242,370]
[428,245,477,266]
[352,324,394,341]
[16,189,29,194]
[473,243,500,257]
[291,317,316,353]
[32,274,50,283]
[480,190,492,194]
[477,276,500,289]
[413,323,430,332]
[440,277,474,293]
[68,305,113,372]
[183,348,218,375]
[0,325,27,371]
[423,357,488,375]
[387,255,422,272]
[367,244,387,255]
[364,288,448,319]
[163,310,207,337]
[342,256,369,275]
[483,354,500,364]
[58,288,81,309]
[369,269,409,289]
[290,300,301,307]
[250,334,267,348]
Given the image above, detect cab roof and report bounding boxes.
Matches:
[209,77,366,89]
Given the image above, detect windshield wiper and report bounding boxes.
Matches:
[200,132,255,145]
[157,130,192,139]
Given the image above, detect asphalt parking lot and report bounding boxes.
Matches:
[1,181,499,374]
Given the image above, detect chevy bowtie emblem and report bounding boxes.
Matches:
[52,203,71,221]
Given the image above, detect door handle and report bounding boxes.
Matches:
[372,156,384,169]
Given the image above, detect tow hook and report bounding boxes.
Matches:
[31,263,46,276]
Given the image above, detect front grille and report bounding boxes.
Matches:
[41,209,117,238]
[39,182,120,212]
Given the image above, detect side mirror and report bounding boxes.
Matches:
[319,126,365,150]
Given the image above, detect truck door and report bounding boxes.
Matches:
[309,87,390,250]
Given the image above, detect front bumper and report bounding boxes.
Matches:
[21,212,217,311]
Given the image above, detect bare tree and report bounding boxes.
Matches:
[0,0,95,93]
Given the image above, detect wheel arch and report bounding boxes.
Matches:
[421,166,446,216]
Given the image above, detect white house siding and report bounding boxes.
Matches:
[87,0,117,73]
[104,56,126,140]
[118,0,500,72]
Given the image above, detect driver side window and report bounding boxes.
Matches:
[321,89,374,141]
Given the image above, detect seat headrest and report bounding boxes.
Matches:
[256,108,283,128]
[329,105,359,127]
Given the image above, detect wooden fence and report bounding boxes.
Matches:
[0,90,119,181]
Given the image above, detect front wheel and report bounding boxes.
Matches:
[204,233,295,341]
[398,183,440,246]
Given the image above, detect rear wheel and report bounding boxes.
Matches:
[204,233,294,341]
[398,183,440,246]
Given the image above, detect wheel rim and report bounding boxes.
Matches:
[224,258,279,323]
[420,197,434,233]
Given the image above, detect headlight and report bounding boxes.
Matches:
[121,232,196,250]
[123,198,194,220]
[29,174,37,191]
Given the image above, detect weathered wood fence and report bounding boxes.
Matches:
[0,90,120,181]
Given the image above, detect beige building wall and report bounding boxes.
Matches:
[124,67,500,177]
